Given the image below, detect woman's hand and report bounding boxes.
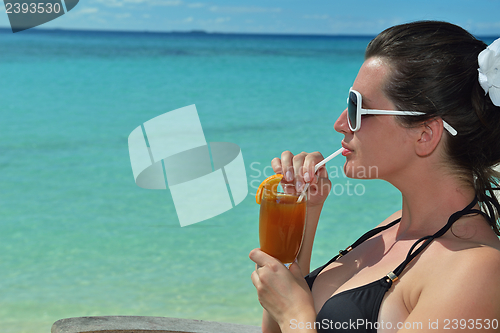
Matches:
[271,151,331,208]
[250,248,317,331]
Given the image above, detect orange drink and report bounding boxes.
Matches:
[259,186,307,264]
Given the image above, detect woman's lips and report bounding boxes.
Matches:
[341,142,352,156]
[342,148,351,156]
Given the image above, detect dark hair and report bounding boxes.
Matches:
[366,21,500,234]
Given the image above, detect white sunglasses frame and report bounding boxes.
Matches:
[347,88,458,136]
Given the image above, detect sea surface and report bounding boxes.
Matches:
[0,28,496,333]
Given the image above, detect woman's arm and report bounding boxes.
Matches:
[250,249,318,333]
[396,247,500,332]
[297,204,325,275]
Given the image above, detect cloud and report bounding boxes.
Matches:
[115,13,131,18]
[70,6,107,21]
[215,17,230,23]
[209,6,281,14]
[304,14,329,20]
[91,0,182,7]
[75,7,99,15]
[326,17,403,35]
[474,21,500,30]
[91,0,124,7]
[151,0,183,6]
[183,16,194,23]
[188,2,205,8]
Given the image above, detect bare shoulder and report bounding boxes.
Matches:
[447,239,500,277]
[454,244,499,271]
[375,210,402,228]
[404,240,500,325]
[432,226,500,283]
[420,237,500,315]
[442,222,500,269]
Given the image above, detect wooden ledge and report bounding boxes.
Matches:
[51,316,262,333]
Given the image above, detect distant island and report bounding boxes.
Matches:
[0,26,497,40]
[171,30,208,34]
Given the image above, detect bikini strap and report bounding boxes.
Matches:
[311,218,402,279]
[386,197,481,283]
[336,218,401,259]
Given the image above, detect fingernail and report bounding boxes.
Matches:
[296,181,303,192]
[286,170,293,182]
[303,172,311,182]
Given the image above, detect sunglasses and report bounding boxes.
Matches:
[347,88,458,136]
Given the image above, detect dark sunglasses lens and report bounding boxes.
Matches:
[348,91,357,130]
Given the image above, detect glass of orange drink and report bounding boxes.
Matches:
[257,175,307,266]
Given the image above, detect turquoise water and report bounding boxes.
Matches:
[4,28,488,332]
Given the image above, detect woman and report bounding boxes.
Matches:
[249,21,500,333]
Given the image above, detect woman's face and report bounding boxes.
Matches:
[334,57,416,182]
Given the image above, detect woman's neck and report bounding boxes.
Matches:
[392,168,476,240]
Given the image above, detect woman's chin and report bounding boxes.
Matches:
[343,162,379,179]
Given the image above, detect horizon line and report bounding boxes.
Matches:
[0,26,377,38]
[1,26,498,39]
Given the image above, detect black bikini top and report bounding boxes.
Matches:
[304,197,483,332]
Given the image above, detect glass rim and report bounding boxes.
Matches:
[262,184,304,198]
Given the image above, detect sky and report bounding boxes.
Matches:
[0,0,499,36]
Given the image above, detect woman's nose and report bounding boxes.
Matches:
[334,108,351,134]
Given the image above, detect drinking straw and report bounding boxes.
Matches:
[296,147,345,203]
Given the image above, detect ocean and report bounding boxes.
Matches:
[0,28,495,332]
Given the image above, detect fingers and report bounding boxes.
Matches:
[271,157,283,176]
[316,164,328,180]
[290,152,307,192]
[301,152,319,185]
[271,151,327,194]
[249,248,286,292]
[249,248,280,270]
[250,267,261,289]
[290,152,326,189]
[271,151,294,182]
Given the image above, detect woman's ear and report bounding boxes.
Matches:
[415,119,444,157]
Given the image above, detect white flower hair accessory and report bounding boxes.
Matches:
[478,38,500,106]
